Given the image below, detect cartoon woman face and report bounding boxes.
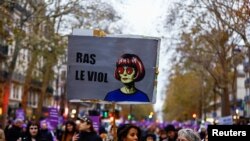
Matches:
[114,54,145,82]
[117,66,135,84]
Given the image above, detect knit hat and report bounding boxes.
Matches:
[78,115,92,124]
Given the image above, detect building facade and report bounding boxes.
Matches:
[0,1,56,121]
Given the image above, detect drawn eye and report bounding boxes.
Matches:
[117,67,124,74]
[126,67,133,74]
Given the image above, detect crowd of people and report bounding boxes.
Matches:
[0,116,208,141]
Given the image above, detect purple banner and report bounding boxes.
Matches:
[47,107,59,130]
[15,108,25,120]
[89,116,100,133]
[40,119,53,130]
[49,107,59,129]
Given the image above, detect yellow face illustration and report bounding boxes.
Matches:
[118,66,135,84]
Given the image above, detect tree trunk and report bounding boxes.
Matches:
[232,67,237,110]
[21,51,39,114]
[221,87,231,116]
[36,56,53,119]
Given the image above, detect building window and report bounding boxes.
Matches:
[28,90,38,107]
[28,92,31,106]
[12,84,19,99]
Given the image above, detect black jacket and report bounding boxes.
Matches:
[6,125,23,141]
[77,131,102,141]
[40,129,53,141]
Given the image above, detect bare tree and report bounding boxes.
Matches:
[164,0,246,117]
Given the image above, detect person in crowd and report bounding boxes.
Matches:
[0,124,5,141]
[117,123,142,141]
[164,124,177,141]
[55,124,64,141]
[145,123,157,135]
[201,134,208,141]
[104,53,150,102]
[159,129,167,141]
[39,121,54,141]
[21,121,40,141]
[61,120,77,141]
[72,115,102,141]
[177,128,201,141]
[107,125,116,141]
[4,119,12,138]
[22,124,27,135]
[99,126,108,141]
[144,123,158,141]
[198,126,206,141]
[6,118,24,141]
[143,133,156,141]
[154,126,161,141]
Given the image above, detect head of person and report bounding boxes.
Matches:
[78,115,95,133]
[117,124,142,141]
[13,118,24,128]
[177,128,201,141]
[198,126,207,140]
[22,124,27,132]
[165,124,176,139]
[7,119,12,125]
[144,133,156,141]
[40,121,48,130]
[26,121,40,138]
[159,129,167,140]
[64,120,77,133]
[114,54,145,84]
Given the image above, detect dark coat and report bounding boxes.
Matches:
[39,129,53,141]
[6,125,23,141]
[22,135,41,141]
[77,131,102,141]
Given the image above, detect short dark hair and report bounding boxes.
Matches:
[165,124,176,133]
[144,133,156,141]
